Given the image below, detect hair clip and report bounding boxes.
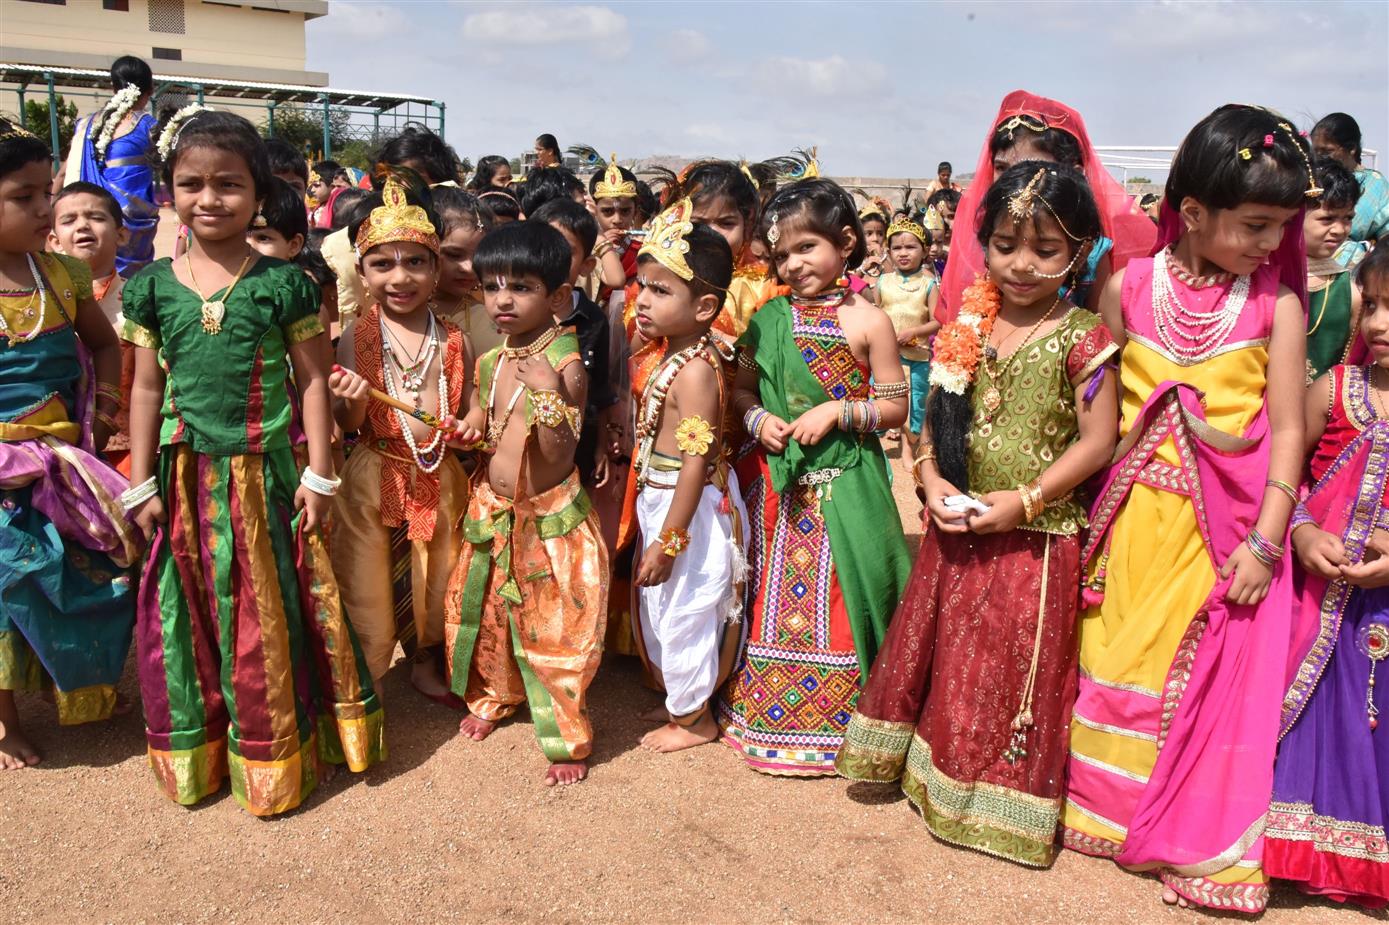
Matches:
[1238,148,1253,161]
[1263,134,1275,148]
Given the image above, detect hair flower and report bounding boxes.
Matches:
[927,275,1001,396]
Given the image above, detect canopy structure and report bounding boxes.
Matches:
[0,62,444,166]
[1095,144,1379,183]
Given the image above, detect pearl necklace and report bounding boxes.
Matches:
[381,311,438,396]
[381,318,446,473]
[0,254,48,343]
[503,325,558,359]
[1152,249,1250,363]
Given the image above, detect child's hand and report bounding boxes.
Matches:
[1291,523,1347,580]
[132,495,166,540]
[968,490,1026,534]
[601,228,626,246]
[786,403,841,447]
[757,413,791,454]
[1220,543,1273,606]
[328,364,369,402]
[593,451,611,488]
[635,540,675,587]
[923,476,970,534]
[897,329,919,347]
[295,484,332,533]
[514,353,561,392]
[1341,529,1389,589]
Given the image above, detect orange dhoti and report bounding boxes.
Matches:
[443,471,608,761]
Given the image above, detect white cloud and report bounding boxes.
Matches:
[753,54,885,103]
[665,28,712,65]
[461,4,629,49]
[313,1,408,38]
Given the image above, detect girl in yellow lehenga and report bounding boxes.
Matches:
[1061,105,1317,913]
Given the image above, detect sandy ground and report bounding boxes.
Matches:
[1,213,1376,924]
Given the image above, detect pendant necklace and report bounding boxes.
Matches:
[185,251,254,335]
[979,296,1062,419]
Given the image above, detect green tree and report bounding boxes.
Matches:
[1128,176,1152,184]
[260,103,353,160]
[23,95,78,156]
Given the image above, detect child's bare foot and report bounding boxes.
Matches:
[640,712,718,753]
[0,693,40,769]
[638,704,668,723]
[1160,887,1189,908]
[545,760,587,786]
[112,691,134,716]
[458,714,496,741]
[410,658,451,700]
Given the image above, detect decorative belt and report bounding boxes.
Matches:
[797,466,843,500]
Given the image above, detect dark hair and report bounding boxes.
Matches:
[670,160,760,225]
[756,178,867,272]
[54,181,123,226]
[635,180,660,222]
[472,220,571,293]
[937,161,952,173]
[469,154,511,190]
[478,186,520,221]
[589,161,638,199]
[530,198,599,255]
[928,188,962,211]
[0,117,50,180]
[375,123,461,186]
[299,228,336,288]
[1357,238,1389,293]
[1311,112,1363,164]
[257,176,309,243]
[989,116,1082,168]
[860,211,888,229]
[327,187,373,232]
[347,174,439,257]
[1311,157,1361,212]
[535,133,560,159]
[431,186,494,239]
[163,110,272,199]
[312,160,341,183]
[637,222,735,310]
[1166,104,1312,212]
[520,166,585,216]
[264,138,308,183]
[110,55,153,96]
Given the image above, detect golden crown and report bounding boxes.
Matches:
[594,152,637,199]
[885,217,926,244]
[639,197,697,280]
[354,175,440,257]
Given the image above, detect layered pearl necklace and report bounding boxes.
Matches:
[382,309,439,396]
[0,254,48,344]
[380,312,446,473]
[1151,248,1250,364]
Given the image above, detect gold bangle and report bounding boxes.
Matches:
[529,388,581,437]
[659,526,690,558]
[1017,484,1037,522]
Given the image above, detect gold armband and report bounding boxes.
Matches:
[675,414,714,457]
[529,388,581,438]
[874,379,910,401]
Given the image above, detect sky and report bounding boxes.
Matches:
[307,0,1389,181]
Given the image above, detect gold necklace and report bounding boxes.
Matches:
[502,324,558,359]
[979,296,1063,417]
[1306,277,1336,336]
[185,251,254,335]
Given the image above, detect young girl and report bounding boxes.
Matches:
[1304,157,1364,382]
[1062,105,1314,912]
[938,91,1157,321]
[122,110,383,816]
[430,186,500,357]
[720,179,912,775]
[856,203,888,284]
[875,217,939,450]
[0,121,137,769]
[1268,245,1389,908]
[837,163,1118,866]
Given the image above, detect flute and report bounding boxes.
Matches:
[332,364,448,430]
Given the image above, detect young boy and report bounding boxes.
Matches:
[431,186,501,357]
[265,138,309,199]
[1304,157,1363,382]
[529,198,615,487]
[326,176,471,701]
[626,198,747,752]
[589,154,641,300]
[247,176,307,262]
[48,181,126,328]
[443,220,608,786]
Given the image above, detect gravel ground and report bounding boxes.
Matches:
[2,216,1372,922]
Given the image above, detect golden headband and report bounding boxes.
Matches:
[0,124,38,143]
[594,152,637,199]
[858,203,887,223]
[997,113,1048,141]
[639,197,727,292]
[354,175,440,257]
[1006,166,1087,243]
[886,217,926,244]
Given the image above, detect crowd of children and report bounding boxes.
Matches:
[2,83,1388,914]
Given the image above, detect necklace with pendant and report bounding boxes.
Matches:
[185,251,254,335]
[979,296,1063,420]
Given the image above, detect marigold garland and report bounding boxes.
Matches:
[928,275,1001,395]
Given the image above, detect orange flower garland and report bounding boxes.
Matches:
[928,275,1001,395]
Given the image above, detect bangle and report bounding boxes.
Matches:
[529,388,581,437]
[1289,503,1317,534]
[1017,478,1044,523]
[659,526,690,558]
[120,476,159,512]
[300,468,342,497]
[95,410,119,432]
[736,349,758,372]
[1266,479,1299,505]
[96,383,121,405]
[874,379,909,401]
[593,241,613,258]
[1245,527,1285,567]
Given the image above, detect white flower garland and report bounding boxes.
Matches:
[156,104,208,162]
[92,85,142,163]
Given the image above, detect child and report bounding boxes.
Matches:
[1311,112,1389,268]
[875,217,939,449]
[837,163,1119,867]
[1062,105,1313,912]
[720,179,912,775]
[468,155,512,191]
[307,159,340,227]
[264,137,308,199]
[588,153,641,300]
[319,188,374,330]
[1304,157,1363,382]
[375,123,464,188]
[246,176,307,262]
[627,199,748,752]
[1269,245,1389,908]
[327,176,471,702]
[856,204,888,282]
[121,110,383,815]
[478,187,520,224]
[430,186,500,357]
[442,221,608,786]
[0,120,137,769]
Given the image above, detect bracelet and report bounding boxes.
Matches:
[1245,527,1285,567]
[300,468,342,497]
[912,446,936,466]
[119,476,159,512]
[529,388,581,437]
[96,383,122,405]
[593,241,613,258]
[743,404,766,434]
[1017,478,1044,523]
[658,526,690,558]
[736,350,758,372]
[1266,479,1299,505]
[874,379,910,401]
[95,410,119,432]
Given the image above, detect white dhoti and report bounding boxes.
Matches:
[635,470,749,720]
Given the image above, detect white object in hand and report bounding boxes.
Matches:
[943,494,991,515]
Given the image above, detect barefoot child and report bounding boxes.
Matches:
[0,121,138,770]
[1303,157,1363,382]
[876,217,939,452]
[443,221,608,786]
[627,199,748,752]
[327,176,471,702]
[720,179,912,775]
[837,164,1119,867]
[122,110,383,815]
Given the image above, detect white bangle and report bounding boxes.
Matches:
[299,468,342,497]
[120,476,159,512]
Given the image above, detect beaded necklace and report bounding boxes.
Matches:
[632,335,715,489]
[0,254,48,343]
[381,316,447,472]
[789,286,848,312]
[1151,248,1250,364]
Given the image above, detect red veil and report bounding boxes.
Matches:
[937,90,1157,323]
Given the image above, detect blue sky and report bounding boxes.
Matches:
[308,0,1389,180]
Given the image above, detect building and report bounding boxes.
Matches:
[2,0,329,87]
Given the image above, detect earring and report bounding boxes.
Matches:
[835,261,850,289]
[252,205,267,229]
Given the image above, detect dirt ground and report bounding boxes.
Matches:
[1,213,1375,924]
